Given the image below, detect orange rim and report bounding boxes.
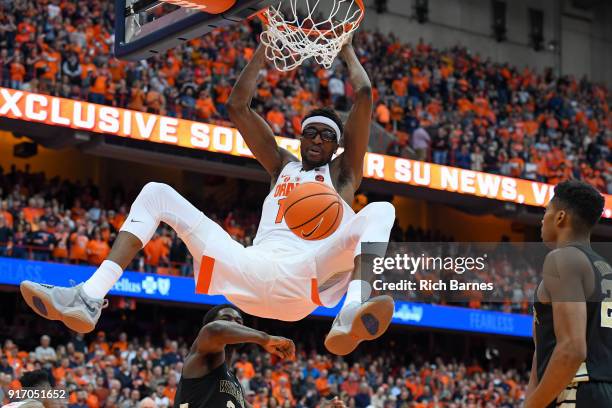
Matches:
[256,0,365,38]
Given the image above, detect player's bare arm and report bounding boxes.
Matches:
[525,247,593,408]
[183,320,295,378]
[330,36,373,199]
[227,43,297,183]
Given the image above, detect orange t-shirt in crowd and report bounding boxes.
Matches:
[23,207,44,223]
[108,59,125,82]
[524,120,539,136]
[1,211,13,228]
[53,365,71,382]
[375,104,391,124]
[196,97,217,119]
[70,233,89,262]
[163,385,177,404]
[16,22,35,43]
[145,90,163,112]
[266,110,286,130]
[10,62,26,82]
[315,377,330,397]
[81,62,96,80]
[292,115,303,135]
[101,227,111,243]
[215,84,231,105]
[86,393,99,408]
[272,385,294,406]
[258,86,272,100]
[235,361,255,380]
[86,239,110,265]
[392,78,408,97]
[143,237,168,267]
[129,88,146,111]
[89,340,110,354]
[52,232,69,259]
[110,214,126,231]
[42,50,61,80]
[90,74,108,95]
[112,340,128,352]
[457,98,472,114]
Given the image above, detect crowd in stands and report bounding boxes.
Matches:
[0,164,264,276]
[0,0,610,192]
[0,326,528,407]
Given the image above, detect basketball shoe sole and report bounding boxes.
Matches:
[324,295,395,356]
[20,281,105,333]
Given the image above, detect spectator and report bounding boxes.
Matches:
[355,382,371,408]
[0,215,13,257]
[138,397,156,408]
[328,74,345,108]
[161,376,176,405]
[375,101,391,128]
[471,144,485,172]
[28,220,55,261]
[0,356,13,376]
[432,128,449,165]
[1,201,14,228]
[161,342,181,367]
[86,230,110,266]
[266,105,286,135]
[455,144,472,169]
[34,335,57,364]
[411,125,431,162]
[302,360,320,380]
[143,232,169,274]
[62,53,82,85]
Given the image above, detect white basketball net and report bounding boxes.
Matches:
[260,0,364,72]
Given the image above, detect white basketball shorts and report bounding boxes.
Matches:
[187,202,395,321]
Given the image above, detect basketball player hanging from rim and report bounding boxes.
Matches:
[19,35,396,356]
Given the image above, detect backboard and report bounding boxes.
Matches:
[114,0,276,61]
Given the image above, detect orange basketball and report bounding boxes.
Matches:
[284,182,343,241]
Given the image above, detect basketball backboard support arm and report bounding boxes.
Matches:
[115,0,275,61]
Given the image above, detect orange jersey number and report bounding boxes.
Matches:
[275,198,288,224]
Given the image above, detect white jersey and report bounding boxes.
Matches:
[252,161,355,253]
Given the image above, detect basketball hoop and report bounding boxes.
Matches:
[259,0,365,72]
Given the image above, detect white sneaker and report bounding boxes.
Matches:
[324,295,395,356]
[20,281,108,333]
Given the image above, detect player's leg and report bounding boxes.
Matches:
[20,182,205,333]
[318,201,396,355]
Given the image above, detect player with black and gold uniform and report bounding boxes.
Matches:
[173,304,295,408]
[526,180,612,408]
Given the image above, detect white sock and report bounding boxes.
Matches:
[344,280,372,304]
[83,260,124,299]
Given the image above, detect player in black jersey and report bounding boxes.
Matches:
[525,180,612,408]
[173,304,295,408]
